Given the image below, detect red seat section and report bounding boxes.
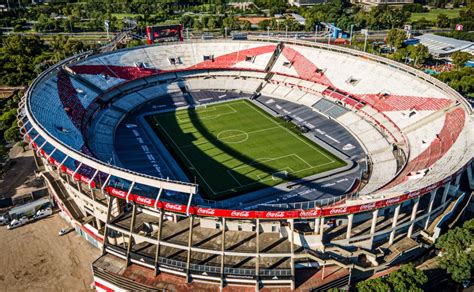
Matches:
[189,45,276,70]
[383,108,465,189]
[281,46,333,87]
[354,93,452,112]
[71,65,161,80]
[57,70,86,130]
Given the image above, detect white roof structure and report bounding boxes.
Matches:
[415,34,474,58]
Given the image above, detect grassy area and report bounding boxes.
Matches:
[148,100,346,199]
[111,13,144,20]
[410,8,463,22]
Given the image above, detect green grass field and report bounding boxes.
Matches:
[147,100,346,199]
[410,8,463,22]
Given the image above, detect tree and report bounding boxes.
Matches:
[356,277,390,292]
[386,28,407,51]
[356,264,427,292]
[436,219,474,283]
[436,13,451,28]
[451,51,472,68]
[386,263,427,292]
[4,125,19,144]
[409,44,430,66]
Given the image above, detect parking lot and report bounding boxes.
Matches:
[0,213,100,291]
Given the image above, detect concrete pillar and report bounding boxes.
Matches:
[102,196,115,255]
[424,190,437,230]
[154,209,164,276]
[32,150,41,169]
[407,197,420,238]
[369,210,378,249]
[255,218,260,290]
[290,219,295,290]
[455,173,461,185]
[96,217,102,230]
[389,204,400,245]
[314,217,320,234]
[220,217,226,288]
[186,216,194,283]
[441,182,450,204]
[467,165,474,189]
[319,217,325,240]
[346,214,354,240]
[126,203,137,265]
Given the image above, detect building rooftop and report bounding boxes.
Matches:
[415,34,474,57]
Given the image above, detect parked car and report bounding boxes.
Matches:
[7,217,29,230]
[0,214,10,225]
[33,208,52,220]
[59,226,74,236]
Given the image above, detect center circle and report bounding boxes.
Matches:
[217,130,248,144]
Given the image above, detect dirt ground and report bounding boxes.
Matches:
[0,213,100,291]
[0,145,40,199]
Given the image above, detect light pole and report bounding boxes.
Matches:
[314,24,318,43]
[224,27,228,39]
[267,26,270,37]
[349,24,354,46]
[285,25,288,39]
[364,30,368,52]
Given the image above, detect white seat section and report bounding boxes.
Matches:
[78,74,126,91]
[403,114,446,159]
[285,89,306,102]
[336,111,362,127]
[113,92,147,111]
[361,158,397,194]
[299,94,322,108]
[70,78,99,108]
[384,110,436,130]
[260,83,279,96]
[135,85,168,100]
[287,44,448,99]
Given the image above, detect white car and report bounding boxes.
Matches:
[33,208,52,220]
[7,217,28,230]
[0,215,9,225]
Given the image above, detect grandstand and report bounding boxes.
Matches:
[19,38,473,290]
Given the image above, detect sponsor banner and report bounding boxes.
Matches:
[100,165,468,218]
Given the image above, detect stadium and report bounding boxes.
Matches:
[18,36,473,290]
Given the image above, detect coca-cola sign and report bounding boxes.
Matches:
[109,187,127,198]
[299,209,321,218]
[329,207,347,215]
[407,191,420,199]
[197,208,216,216]
[165,203,184,212]
[359,202,376,212]
[385,197,401,205]
[264,211,285,218]
[230,211,250,217]
[136,196,153,206]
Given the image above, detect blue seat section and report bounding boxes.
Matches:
[29,73,85,151]
[70,78,99,109]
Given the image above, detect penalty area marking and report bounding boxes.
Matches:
[216,130,249,144]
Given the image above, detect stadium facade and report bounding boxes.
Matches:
[18,38,473,290]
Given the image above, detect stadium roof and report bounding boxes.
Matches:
[415,34,474,58]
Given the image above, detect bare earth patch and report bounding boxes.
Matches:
[0,213,100,291]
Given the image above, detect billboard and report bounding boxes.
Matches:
[146,24,183,44]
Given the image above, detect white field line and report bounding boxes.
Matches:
[241,100,336,164]
[175,104,237,122]
[179,126,280,149]
[153,100,342,196]
[154,120,219,194]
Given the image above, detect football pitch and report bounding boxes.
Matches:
[147,99,346,199]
